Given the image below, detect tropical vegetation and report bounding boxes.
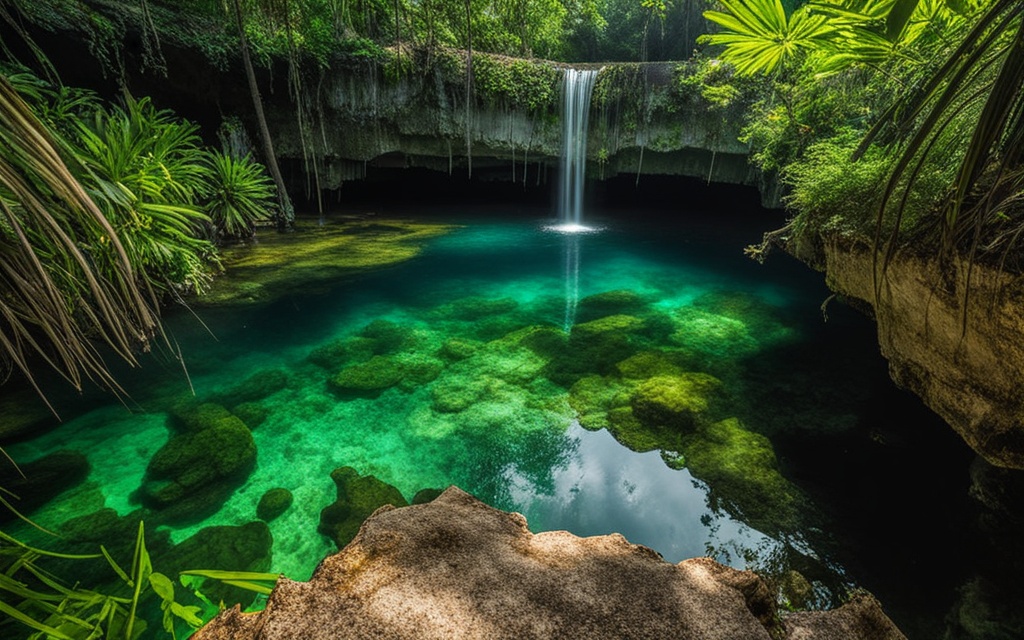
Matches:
[702,0,1024,279]
[2,0,1023,637]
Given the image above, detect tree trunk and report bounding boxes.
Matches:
[231,0,294,229]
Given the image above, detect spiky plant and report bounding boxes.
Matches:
[0,74,157,409]
[200,150,276,240]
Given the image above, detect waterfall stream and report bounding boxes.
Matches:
[557,68,598,230]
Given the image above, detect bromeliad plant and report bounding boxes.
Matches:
[199,150,277,241]
[70,95,217,297]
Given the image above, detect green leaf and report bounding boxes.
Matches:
[0,598,75,640]
[148,572,175,602]
[886,0,922,41]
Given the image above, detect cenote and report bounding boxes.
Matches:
[1,177,990,639]
[5,2,1024,638]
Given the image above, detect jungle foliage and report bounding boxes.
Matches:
[702,0,1024,274]
[0,66,276,405]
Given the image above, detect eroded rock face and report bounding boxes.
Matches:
[193,486,905,640]
[817,236,1024,469]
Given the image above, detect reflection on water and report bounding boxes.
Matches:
[509,420,779,566]
[0,209,1005,639]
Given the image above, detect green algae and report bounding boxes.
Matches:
[630,373,722,431]
[683,417,801,533]
[257,487,294,522]
[197,218,457,306]
[318,466,408,548]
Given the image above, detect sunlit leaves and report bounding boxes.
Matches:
[701,0,833,75]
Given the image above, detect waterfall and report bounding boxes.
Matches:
[558,68,598,229]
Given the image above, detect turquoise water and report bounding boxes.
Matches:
[2,205,996,638]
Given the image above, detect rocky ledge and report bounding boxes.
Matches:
[800,234,1024,469]
[193,486,904,640]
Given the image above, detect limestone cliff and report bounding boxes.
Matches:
[791,233,1024,469]
[193,486,905,640]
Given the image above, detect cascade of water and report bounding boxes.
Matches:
[558,68,598,229]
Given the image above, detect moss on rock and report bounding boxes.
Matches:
[257,488,294,522]
[577,290,647,323]
[436,338,484,362]
[307,336,376,370]
[630,373,722,431]
[233,402,270,429]
[318,467,408,548]
[327,351,444,397]
[137,408,256,523]
[683,417,799,532]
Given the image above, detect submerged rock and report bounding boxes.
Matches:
[232,402,270,429]
[576,289,647,323]
[136,407,257,524]
[160,521,273,609]
[318,467,408,548]
[684,417,800,533]
[257,488,294,522]
[328,354,444,397]
[192,487,906,640]
[630,372,722,430]
[0,450,90,523]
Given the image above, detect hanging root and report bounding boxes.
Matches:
[743,221,794,264]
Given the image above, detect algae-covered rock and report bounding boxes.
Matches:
[0,450,90,523]
[257,488,294,522]
[199,219,455,307]
[329,354,444,397]
[137,410,256,522]
[430,296,519,321]
[614,350,686,380]
[576,289,646,322]
[233,402,270,429]
[168,401,243,433]
[307,336,376,370]
[436,338,483,362]
[493,324,566,357]
[670,307,758,359]
[572,314,645,337]
[546,319,642,386]
[359,319,416,355]
[568,375,631,432]
[692,291,794,346]
[630,373,722,430]
[412,488,445,504]
[318,467,408,548]
[161,521,273,609]
[221,368,289,405]
[684,417,799,532]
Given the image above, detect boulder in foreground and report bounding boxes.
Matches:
[192,486,905,640]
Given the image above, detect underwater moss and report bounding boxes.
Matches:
[630,373,722,431]
[683,417,800,533]
[318,467,408,548]
[576,290,647,323]
[198,219,456,306]
[232,402,270,429]
[429,296,520,321]
[137,407,256,520]
[257,488,294,522]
